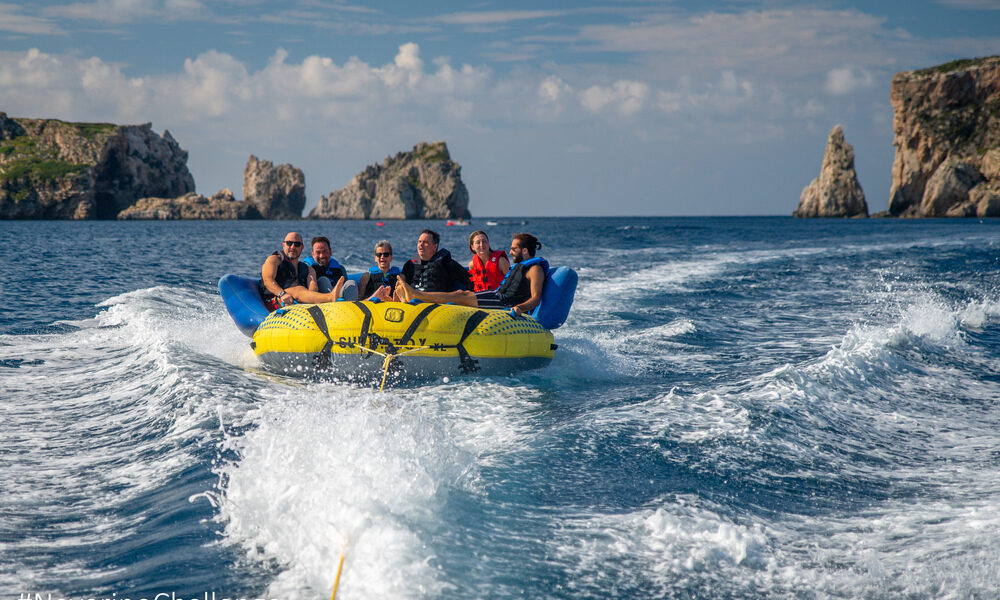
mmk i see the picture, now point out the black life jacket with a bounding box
[362,265,401,298]
[496,257,549,306]
[258,251,311,299]
[408,248,458,292]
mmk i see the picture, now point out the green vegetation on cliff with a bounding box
[912,55,1000,77]
[70,121,116,139]
[413,142,449,163]
[0,135,86,182]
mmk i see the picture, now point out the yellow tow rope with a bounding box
[354,344,430,391]
[330,544,346,600]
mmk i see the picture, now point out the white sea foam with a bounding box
[552,499,773,596]
[214,379,542,598]
[0,286,254,591]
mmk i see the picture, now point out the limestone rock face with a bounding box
[794,125,868,218]
[889,56,1000,217]
[309,141,471,220]
[0,112,194,219]
[117,189,262,220]
[243,155,305,219]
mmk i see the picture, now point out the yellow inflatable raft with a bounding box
[251,300,556,383]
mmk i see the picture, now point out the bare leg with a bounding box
[284,277,345,304]
[394,277,478,307]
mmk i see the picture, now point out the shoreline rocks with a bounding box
[117,189,262,220]
[309,141,471,220]
[794,125,868,218]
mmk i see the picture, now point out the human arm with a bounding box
[307,267,319,292]
[497,254,510,276]
[261,254,289,302]
[510,265,545,316]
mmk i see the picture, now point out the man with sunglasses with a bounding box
[258,232,345,311]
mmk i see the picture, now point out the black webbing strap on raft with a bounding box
[307,305,335,370]
[454,310,489,373]
[351,301,374,358]
[397,302,441,347]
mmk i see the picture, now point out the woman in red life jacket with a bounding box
[467,230,510,292]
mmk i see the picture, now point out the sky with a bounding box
[1,1,999,217]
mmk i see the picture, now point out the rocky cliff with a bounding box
[0,112,194,219]
[889,56,1000,217]
[243,155,305,219]
[794,125,868,218]
[309,141,471,220]
[117,189,262,220]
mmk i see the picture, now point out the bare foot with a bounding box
[394,278,412,303]
[372,285,391,301]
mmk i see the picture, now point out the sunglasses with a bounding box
[283,240,303,247]
[375,252,392,258]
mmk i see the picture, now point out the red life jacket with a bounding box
[469,250,508,292]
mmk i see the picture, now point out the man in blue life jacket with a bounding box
[301,236,358,301]
[359,240,402,299]
[399,229,471,294]
[259,232,346,311]
[394,232,547,316]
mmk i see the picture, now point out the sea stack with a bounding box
[243,155,306,219]
[309,141,471,220]
[888,56,1000,217]
[794,125,868,218]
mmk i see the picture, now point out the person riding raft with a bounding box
[358,240,402,299]
[395,233,547,318]
[467,229,510,292]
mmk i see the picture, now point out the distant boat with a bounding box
[446,219,469,226]
[485,221,498,226]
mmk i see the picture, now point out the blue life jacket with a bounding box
[302,255,346,281]
[363,265,402,297]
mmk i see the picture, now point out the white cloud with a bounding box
[538,75,570,103]
[0,3,64,34]
[825,65,874,95]
[45,0,207,23]
[575,9,900,83]
[434,10,569,26]
[580,80,649,116]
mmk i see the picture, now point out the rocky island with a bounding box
[309,141,471,220]
[0,112,194,219]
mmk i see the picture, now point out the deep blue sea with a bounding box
[3,217,1000,599]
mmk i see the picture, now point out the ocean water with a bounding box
[2,217,1000,599]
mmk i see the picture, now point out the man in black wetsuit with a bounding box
[395,233,547,317]
[259,232,345,311]
[399,229,471,294]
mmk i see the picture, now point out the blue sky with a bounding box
[2,1,999,216]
